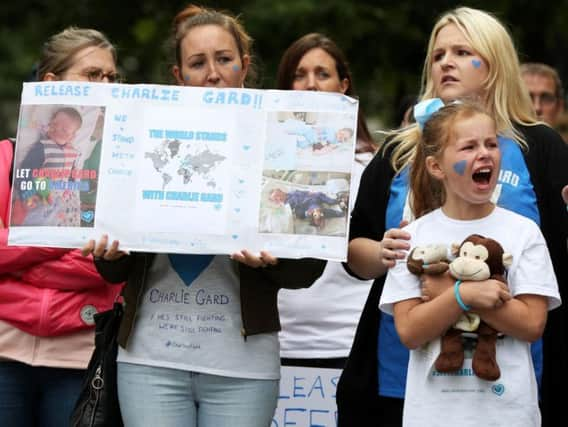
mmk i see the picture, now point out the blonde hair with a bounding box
[170,4,257,86]
[388,7,536,173]
[409,101,495,218]
[37,27,116,81]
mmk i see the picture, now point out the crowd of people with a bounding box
[1,4,567,427]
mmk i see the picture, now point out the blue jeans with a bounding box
[0,361,85,427]
[117,362,279,427]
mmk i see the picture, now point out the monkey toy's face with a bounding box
[449,241,491,281]
[406,244,449,275]
[410,244,447,264]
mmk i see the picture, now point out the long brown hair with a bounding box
[409,101,494,218]
[276,33,376,156]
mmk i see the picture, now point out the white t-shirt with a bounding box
[117,254,280,380]
[278,158,373,358]
[379,207,560,427]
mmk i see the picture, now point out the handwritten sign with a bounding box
[272,366,340,427]
[8,82,358,261]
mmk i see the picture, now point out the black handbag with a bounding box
[71,302,124,427]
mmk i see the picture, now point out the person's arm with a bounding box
[475,294,547,342]
[523,125,568,279]
[475,226,557,342]
[420,271,454,301]
[393,278,511,349]
[346,144,410,279]
[261,257,326,289]
[21,250,118,290]
[419,276,548,341]
[82,235,132,283]
[562,184,568,205]
[0,228,69,274]
[541,128,568,240]
[231,249,326,289]
[348,231,411,280]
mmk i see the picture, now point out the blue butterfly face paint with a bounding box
[453,160,467,175]
[472,59,482,69]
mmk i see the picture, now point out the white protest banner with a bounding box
[272,366,340,427]
[8,82,358,261]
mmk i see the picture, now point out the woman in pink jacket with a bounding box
[0,27,122,427]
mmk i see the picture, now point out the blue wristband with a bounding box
[454,280,471,311]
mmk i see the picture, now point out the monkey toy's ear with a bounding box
[406,248,423,275]
[451,242,461,257]
[502,252,513,268]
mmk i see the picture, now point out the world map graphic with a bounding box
[145,139,227,190]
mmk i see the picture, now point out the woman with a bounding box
[0,27,121,427]
[337,7,568,427]
[84,5,325,427]
[275,33,376,369]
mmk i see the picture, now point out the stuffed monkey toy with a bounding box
[407,235,512,381]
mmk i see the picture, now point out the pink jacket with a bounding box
[0,139,122,337]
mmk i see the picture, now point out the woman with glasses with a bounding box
[39,28,120,83]
[0,27,122,427]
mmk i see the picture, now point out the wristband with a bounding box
[454,280,471,311]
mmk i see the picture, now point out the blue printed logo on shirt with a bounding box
[168,254,214,287]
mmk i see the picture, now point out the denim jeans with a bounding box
[0,361,85,427]
[117,362,279,427]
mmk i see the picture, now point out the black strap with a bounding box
[7,138,15,186]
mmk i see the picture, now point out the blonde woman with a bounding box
[338,7,568,427]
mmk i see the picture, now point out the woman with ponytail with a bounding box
[83,5,325,427]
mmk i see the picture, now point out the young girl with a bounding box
[340,8,568,427]
[379,100,560,426]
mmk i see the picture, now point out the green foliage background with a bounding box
[1,0,567,137]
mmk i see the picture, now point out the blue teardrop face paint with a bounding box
[232,64,240,72]
[453,160,467,175]
[184,74,190,82]
[472,59,482,69]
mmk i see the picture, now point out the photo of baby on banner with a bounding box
[264,111,356,172]
[10,103,106,228]
[259,170,350,236]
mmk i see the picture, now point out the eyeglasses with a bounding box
[66,68,123,83]
[529,92,558,106]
